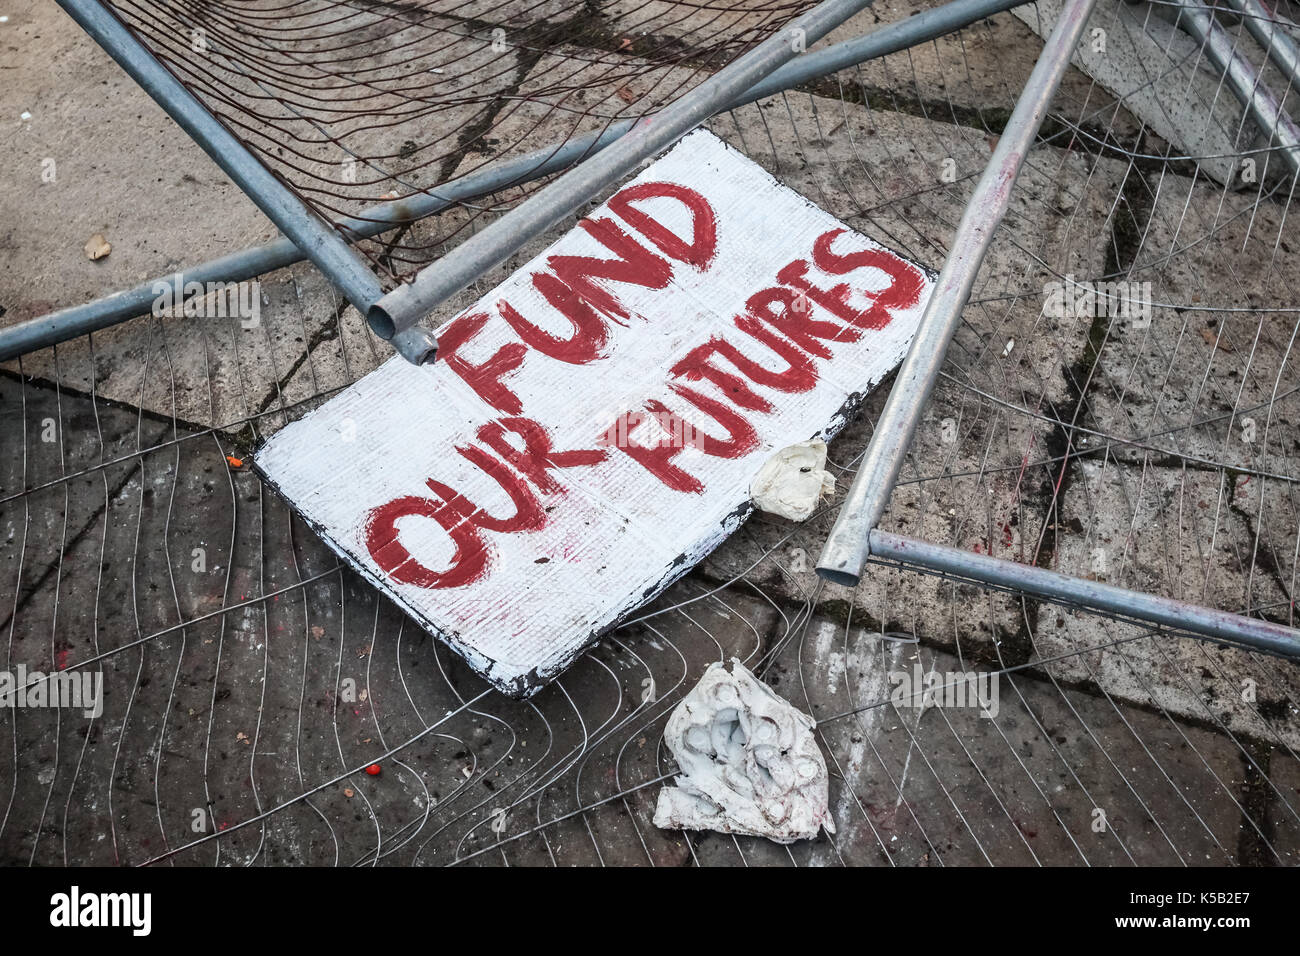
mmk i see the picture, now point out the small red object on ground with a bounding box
[365,763,381,776]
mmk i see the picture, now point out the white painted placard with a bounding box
[256,130,934,697]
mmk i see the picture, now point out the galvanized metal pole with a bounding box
[368,0,881,351]
[869,530,1300,659]
[1178,0,1300,178]
[8,0,1033,363]
[52,0,390,327]
[1224,0,1300,93]
[816,0,1097,586]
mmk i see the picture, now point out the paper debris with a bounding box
[750,440,835,521]
[654,658,834,844]
[84,233,111,261]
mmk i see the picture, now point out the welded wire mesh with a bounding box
[102,0,821,284]
[3,0,1300,865]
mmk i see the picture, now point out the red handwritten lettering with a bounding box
[777,228,924,332]
[607,182,718,269]
[813,228,924,326]
[549,217,673,323]
[377,209,926,588]
[499,216,672,364]
[745,285,858,359]
[427,444,546,534]
[612,384,758,493]
[438,312,527,414]
[728,315,819,394]
[363,418,604,589]
[670,338,773,413]
[477,417,607,495]
[363,495,489,590]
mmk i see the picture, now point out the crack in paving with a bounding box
[252,301,348,419]
[1016,153,1293,854]
[1227,470,1296,617]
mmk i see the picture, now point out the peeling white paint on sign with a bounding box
[255,130,935,698]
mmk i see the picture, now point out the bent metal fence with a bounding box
[2,0,1300,865]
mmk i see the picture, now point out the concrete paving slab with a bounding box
[1015,0,1295,187]
[826,0,1138,136]
[770,615,1257,865]
[0,3,271,327]
[1085,169,1300,478]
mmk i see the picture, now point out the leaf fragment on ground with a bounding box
[84,233,111,260]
